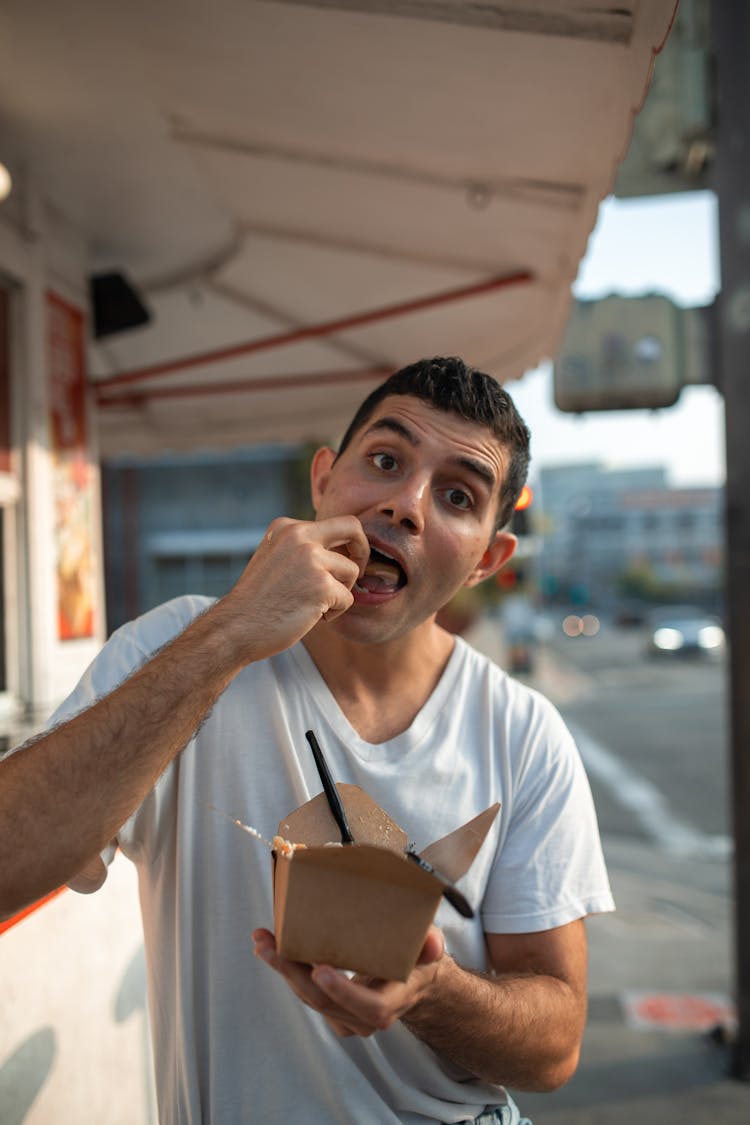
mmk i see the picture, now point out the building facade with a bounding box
[102,446,304,633]
[537,462,723,613]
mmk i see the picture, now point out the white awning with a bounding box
[0,0,678,455]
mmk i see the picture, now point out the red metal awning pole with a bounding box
[92,271,534,392]
[96,366,389,405]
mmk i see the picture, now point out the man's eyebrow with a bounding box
[362,417,498,491]
[452,455,497,492]
[362,417,417,445]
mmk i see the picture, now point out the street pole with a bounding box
[711,0,750,1081]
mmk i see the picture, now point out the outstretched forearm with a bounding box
[403,954,585,1091]
[0,603,244,918]
[0,514,370,920]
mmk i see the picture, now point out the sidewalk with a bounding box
[466,616,750,1123]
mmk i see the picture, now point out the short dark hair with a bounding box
[336,356,531,529]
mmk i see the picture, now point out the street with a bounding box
[480,615,750,1123]
[540,622,730,852]
[513,615,737,1026]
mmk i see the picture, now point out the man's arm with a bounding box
[252,918,587,1093]
[0,607,241,919]
[404,923,587,1091]
[0,516,369,921]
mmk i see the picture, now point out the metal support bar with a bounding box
[95,365,389,407]
[91,271,534,391]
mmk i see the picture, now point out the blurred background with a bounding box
[2,1,750,1121]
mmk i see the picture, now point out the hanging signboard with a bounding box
[553,294,685,413]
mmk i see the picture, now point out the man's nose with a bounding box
[378,476,428,533]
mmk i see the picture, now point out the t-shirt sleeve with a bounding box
[45,595,214,887]
[481,694,615,934]
[49,596,214,728]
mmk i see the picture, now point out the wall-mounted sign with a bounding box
[0,287,10,475]
[47,291,95,640]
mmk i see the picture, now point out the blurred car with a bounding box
[646,608,726,659]
[614,601,647,627]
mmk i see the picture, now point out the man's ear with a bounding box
[464,531,517,589]
[310,446,337,513]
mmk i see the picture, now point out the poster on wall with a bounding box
[47,291,95,640]
[0,286,11,475]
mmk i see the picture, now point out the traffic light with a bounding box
[497,486,534,590]
[496,564,524,591]
[511,485,533,536]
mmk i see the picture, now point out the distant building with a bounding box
[102,446,304,634]
[537,462,723,611]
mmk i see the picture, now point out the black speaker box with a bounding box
[89,272,151,339]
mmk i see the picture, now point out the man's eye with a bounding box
[445,488,472,510]
[372,452,398,472]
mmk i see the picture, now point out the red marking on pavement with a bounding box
[622,991,736,1032]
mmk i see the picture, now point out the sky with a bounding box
[508,190,725,489]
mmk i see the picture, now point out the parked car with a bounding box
[646,607,726,659]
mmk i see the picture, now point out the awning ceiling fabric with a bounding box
[1,0,677,456]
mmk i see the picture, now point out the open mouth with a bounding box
[355,546,407,595]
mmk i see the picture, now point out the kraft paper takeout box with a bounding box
[271,785,500,981]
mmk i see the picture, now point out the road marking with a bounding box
[621,990,736,1033]
[570,724,732,860]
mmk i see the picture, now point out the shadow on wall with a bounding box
[114,943,156,1125]
[0,1026,57,1124]
[0,942,153,1125]
[114,942,147,1023]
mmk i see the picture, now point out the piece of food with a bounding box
[272,834,306,857]
[356,547,406,593]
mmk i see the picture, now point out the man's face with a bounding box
[310,395,516,644]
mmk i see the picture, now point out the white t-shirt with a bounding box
[52,595,614,1124]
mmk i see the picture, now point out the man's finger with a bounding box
[418,926,445,965]
[317,516,370,578]
[323,549,362,589]
[310,966,402,1029]
[253,931,371,1030]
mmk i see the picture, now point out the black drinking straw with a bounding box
[404,850,474,918]
[305,729,355,844]
[304,730,473,917]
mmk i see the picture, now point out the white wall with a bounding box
[0,857,155,1124]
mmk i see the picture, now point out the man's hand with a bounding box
[218,515,371,664]
[253,921,588,1090]
[252,926,445,1037]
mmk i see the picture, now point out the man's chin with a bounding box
[321,598,440,648]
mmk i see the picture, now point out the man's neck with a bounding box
[301,619,455,744]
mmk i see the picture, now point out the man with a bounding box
[0,357,613,1124]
